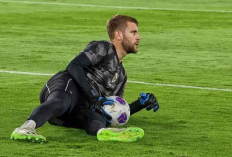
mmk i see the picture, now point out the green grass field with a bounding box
[0,0,232,156]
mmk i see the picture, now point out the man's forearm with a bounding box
[66,53,98,102]
[129,99,143,115]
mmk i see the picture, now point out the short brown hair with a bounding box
[107,15,138,40]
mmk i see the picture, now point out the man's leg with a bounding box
[29,91,71,128]
[11,91,72,143]
[86,111,107,136]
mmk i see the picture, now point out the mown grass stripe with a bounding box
[0,0,232,13]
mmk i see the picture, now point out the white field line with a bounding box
[0,70,231,92]
[0,0,232,13]
[0,70,53,76]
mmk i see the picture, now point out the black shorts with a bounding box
[39,70,92,129]
[39,71,79,111]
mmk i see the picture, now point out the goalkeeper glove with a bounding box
[92,97,114,122]
[139,93,159,112]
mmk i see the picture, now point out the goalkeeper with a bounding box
[11,15,159,143]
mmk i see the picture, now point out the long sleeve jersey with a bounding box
[66,40,127,101]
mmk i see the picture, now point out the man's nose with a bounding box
[137,34,141,40]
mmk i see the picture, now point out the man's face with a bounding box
[121,22,140,54]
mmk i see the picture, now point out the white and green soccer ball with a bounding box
[103,96,130,126]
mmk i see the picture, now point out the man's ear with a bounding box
[114,30,123,41]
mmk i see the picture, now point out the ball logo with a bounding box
[116,97,126,105]
[117,113,127,123]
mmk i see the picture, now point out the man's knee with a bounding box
[46,91,71,113]
[49,98,69,113]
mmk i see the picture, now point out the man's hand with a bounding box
[139,93,159,112]
[92,97,114,122]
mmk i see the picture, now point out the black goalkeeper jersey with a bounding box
[66,40,127,99]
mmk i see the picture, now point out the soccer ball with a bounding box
[103,96,130,126]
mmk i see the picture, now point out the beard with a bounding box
[122,35,138,54]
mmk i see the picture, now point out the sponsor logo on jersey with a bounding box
[111,73,118,83]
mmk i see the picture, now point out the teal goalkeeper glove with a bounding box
[139,93,159,112]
